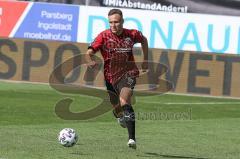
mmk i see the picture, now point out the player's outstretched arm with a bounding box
[141,36,149,72]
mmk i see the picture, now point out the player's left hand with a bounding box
[141,60,148,72]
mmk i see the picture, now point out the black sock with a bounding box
[122,104,135,140]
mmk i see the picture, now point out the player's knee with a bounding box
[120,97,131,106]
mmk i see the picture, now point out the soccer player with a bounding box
[85,8,148,149]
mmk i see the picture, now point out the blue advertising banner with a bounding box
[14,2,79,42]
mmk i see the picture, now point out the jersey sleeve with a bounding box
[132,29,144,44]
[88,33,103,53]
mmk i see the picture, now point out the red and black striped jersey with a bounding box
[89,28,144,84]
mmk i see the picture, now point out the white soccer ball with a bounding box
[58,128,78,147]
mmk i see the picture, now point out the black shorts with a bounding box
[105,74,136,105]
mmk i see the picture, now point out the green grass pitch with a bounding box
[0,81,240,159]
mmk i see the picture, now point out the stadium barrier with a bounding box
[1,0,240,54]
[0,38,240,98]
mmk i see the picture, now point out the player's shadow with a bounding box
[138,152,209,159]
[70,151,90,156]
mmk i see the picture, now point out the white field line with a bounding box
[137,101,240,105]
[166,92,240,100]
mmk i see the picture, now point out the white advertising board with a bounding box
[78,6,240,54]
